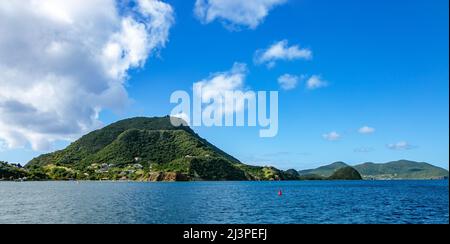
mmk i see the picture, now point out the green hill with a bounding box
[298,162,349,177]
[354,160,449,180]
[296,166,362,181]
[28,117,239,168]
[25,116,293,181]
[328,167,362,180]
[1,161,27,180]
[14,117,449,181]
[299,160,449,180]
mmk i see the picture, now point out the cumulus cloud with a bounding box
[278,74,300,90]
[0,0,174,151]
[194,0,287,30]
[306,75,327,90]
[323,131,341,141]
[254,40,312,68]
[358,126,375,134]
[387,141,415,150]
[194,63,248,115]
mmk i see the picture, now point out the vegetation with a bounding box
[285,169,300,178]
[24,116,288,181]
[328,167,362,180]
[299,160,449,180]
[0,161,48,181]
[298,174,326,181]
[188,157,247,180]
[354,160,449,180]
[0,161,28,180]
[296,167,362,181]
[28,117,239,169]
[3,117,446,182]
[298,162,349,177]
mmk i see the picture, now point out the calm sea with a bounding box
[0,180,448,224]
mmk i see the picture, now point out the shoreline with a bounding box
[1,178,448,183]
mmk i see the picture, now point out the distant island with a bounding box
[1,117,448,182]
[299,161,449,180]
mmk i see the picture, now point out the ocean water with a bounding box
[0,180,448,224]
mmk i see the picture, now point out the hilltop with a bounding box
[328,167,363,180]
[24,116,296,181]
[4,117,446,182]
[298,162,349,177]
[299,160,449,180]
[354,160,449,180]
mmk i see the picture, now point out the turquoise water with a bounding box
[0,180,448,224]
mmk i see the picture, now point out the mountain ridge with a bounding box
[299,160,449,180]
[1,117,447,181]
[24,116,296,181]
[28,116,240,169]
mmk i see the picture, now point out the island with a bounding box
[1,117,448,182]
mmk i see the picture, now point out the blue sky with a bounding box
[0,0,448,170]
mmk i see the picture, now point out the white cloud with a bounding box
[254,40,312,68]
[387,141,415,150]
[358,126,375,134]
[0,0,174,151]
[195,63,248,115]
[323,131,341,141]
[194,0,287,30]
[278,74,300,90]
[306,75,327,90]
